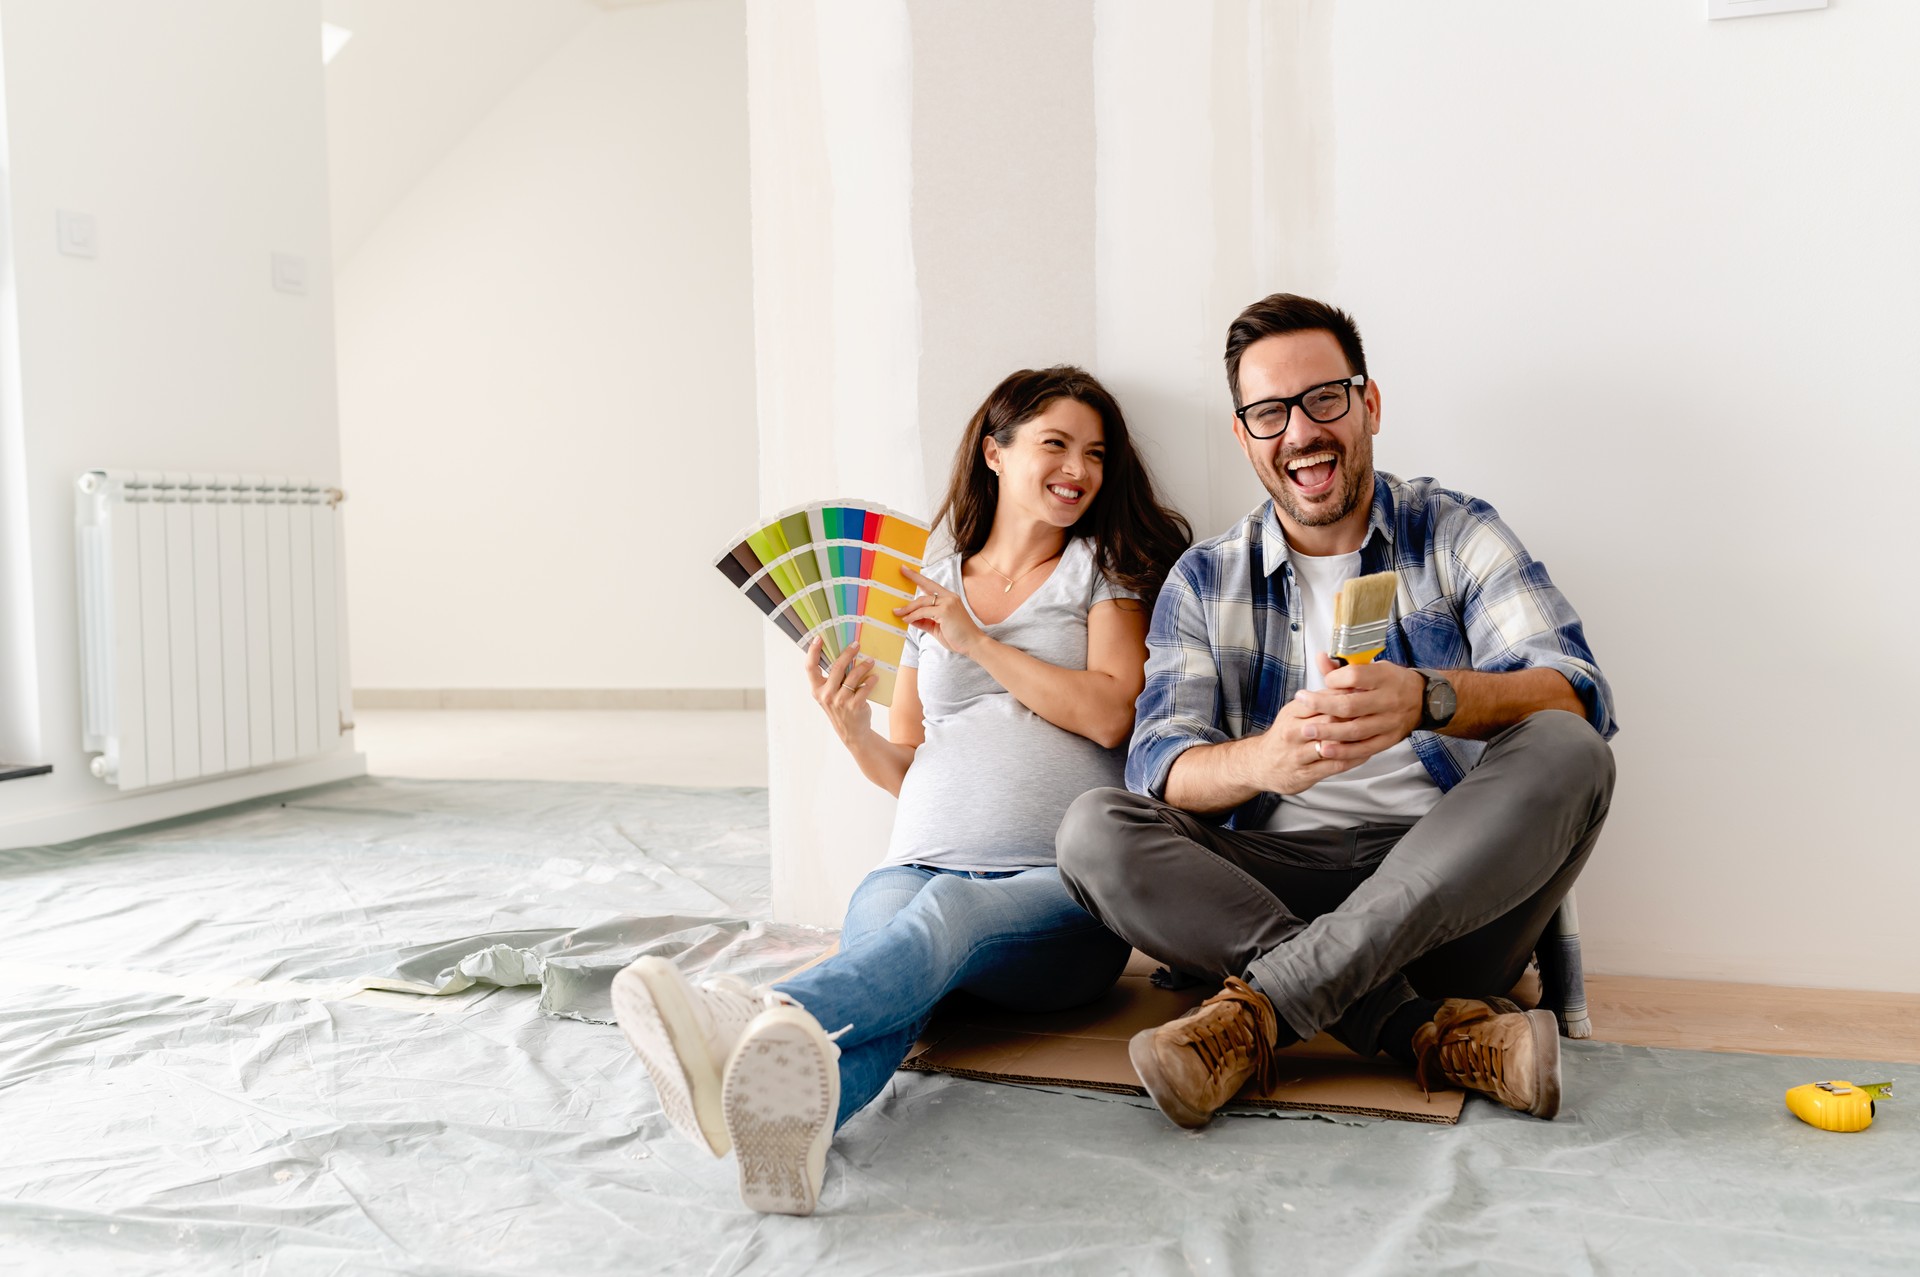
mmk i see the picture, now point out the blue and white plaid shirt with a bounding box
[1127,472,1617,828]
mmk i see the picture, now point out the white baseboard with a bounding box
[0,749,368,851]
[352,688,767,711]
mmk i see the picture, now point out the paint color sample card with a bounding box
[714,499,933,706]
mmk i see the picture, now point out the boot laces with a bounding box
[1439,1033,1506,1091]
[1177,976,1280,1093]
[1414,1000,1507,1097]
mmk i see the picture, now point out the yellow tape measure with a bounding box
[1785,1079,1893,1132]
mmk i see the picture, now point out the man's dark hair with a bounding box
[1223,293,1368,408]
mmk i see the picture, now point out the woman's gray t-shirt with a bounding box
[883,537,1138,872]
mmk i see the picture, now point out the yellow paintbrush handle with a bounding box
[1330,647,1385,667]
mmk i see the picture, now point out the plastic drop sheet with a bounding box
[2,777,1916,1275]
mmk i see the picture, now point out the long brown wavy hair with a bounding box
[932,366,1191,608]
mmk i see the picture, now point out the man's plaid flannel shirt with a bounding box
[1126,473,1617,828]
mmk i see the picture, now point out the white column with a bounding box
[749,0,923,926]
[0,155,38,767]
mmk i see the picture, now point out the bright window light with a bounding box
[321,23,353,65]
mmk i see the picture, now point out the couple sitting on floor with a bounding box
[613,293,1618,1216]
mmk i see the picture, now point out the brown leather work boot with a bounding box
[1127,976,1281,1129]
[1412,998,1562,1119]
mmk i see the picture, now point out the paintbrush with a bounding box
[1329,570,1399,666]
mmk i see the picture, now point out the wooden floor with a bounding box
[1585,974,1920,1065]
[351,708,1920,1067]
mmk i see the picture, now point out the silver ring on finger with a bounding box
[1314,740,1325,758]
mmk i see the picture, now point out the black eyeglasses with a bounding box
[1234,375,1367,440]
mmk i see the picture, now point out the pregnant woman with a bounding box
[614,365,1189,1214]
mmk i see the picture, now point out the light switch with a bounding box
[1707,0,1826,18]
[57,210,97,259]
[271,252,307,295]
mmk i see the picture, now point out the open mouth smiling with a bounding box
[1047,483,1085,505]
[1283,450,1338,496]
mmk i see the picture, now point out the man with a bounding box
[1055,294,1616,1127]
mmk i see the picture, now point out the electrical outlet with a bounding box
[56,210,97,258]
[271,252,307,295]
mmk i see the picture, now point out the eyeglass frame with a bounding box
[1233,374,1369,440]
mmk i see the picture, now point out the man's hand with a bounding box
[1239,682,1368,795]
[1163,656,1434,813]
[1289,654,1424,764]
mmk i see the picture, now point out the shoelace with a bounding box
[752,986,849,1053]
[1177,976,1280,1093]
[696,977,764,1027]
[1414,1001,1507,1097]
[1439,1035,1506,1089]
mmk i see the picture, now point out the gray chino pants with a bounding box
[1055,709,1615,1056]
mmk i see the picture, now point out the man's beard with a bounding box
[1260,432,1373,528]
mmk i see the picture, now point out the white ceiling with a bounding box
[321,0,601,268]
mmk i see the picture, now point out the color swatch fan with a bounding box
[714,499,934,706]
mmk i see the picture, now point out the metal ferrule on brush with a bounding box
[1331,617,1391,660]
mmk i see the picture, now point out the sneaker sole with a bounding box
[1524,1008,1562,1120]
[611,958,730,1156]
[1127,1027,1214,1129]
[722,1007,838,1216]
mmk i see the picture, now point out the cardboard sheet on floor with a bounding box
[904,951,1466,1124]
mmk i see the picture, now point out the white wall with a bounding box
[755,0,1920,995]
[321,0,598,268]
[1092,0,1340,550]
[0,0,360,848]
[1092,4,1221,530]
[335,0,761,692]
[908,0,1097,478]
[1323,0,1920,992]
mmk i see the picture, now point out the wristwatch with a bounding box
[1415,669,1457,732]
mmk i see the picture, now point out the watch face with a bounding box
[1424,674,1456,725]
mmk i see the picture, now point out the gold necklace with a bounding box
[973,548,1061,593]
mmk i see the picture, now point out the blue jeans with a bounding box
[771,864,1130,1129]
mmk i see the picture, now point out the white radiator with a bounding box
[75,471,348,791]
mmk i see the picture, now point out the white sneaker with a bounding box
[721,1005,841,1216]
[611,957,762,1156]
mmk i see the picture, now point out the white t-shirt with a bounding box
[1266,546,1442,833]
